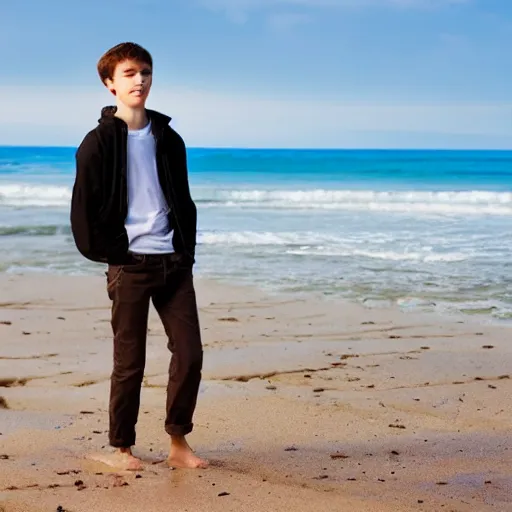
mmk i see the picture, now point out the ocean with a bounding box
[1,146,511,323]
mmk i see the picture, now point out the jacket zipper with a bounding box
[120,124,128,219]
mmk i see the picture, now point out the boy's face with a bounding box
[106,59,152,109]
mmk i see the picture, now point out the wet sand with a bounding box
[1,273,511,511]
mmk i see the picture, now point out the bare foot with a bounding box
[87,448,144,471]
[168,436,208,469]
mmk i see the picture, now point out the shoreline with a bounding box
[1,273,511,511]
[3,265,512,329]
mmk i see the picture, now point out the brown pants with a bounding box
[106,253,203,448]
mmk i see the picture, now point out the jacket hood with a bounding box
[99,106,171,129]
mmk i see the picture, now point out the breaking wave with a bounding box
[196,189,512,215]
[1,183,511,216]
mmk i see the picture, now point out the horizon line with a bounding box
[1,144,512,152]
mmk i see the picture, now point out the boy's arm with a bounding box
[70,132,106,262]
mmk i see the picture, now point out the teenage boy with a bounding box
[70,42,207,471]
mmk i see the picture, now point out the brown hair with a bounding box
[97,42,153,85]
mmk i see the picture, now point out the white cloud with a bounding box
[0,85,508,149]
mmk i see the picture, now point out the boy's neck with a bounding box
[114,103,149,131]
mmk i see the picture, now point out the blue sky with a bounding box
[1,0,511,148]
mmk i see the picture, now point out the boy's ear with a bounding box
[105,78,116,96]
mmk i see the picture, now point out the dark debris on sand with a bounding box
[74,479,86,491]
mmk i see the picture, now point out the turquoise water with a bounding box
[1,146,512,322]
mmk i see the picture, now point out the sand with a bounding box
[0,273,511,512]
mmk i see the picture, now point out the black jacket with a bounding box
[70,106,197,265]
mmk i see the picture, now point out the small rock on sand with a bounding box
[74,479,86,491]
[330,453,349,459]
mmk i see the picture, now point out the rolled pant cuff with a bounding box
[165,423,193,437]
[109,439,135,448]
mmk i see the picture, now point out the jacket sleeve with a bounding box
[70,131,107,263]
[178,136,197,258]
[169,131,197,260]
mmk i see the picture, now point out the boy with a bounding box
[70,42,207,471]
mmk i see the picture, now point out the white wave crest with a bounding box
[0,184,71,207]
[3,183,512,216]
[199,231,470,262]
[196,189,512,215]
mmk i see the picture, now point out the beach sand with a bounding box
[0,273,511,511]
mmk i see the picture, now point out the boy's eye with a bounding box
[122,68,151,78]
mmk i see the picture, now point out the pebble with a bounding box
[330,453,349,459]
[74,479,86,491]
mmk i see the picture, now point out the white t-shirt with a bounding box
[124,120,175,254]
